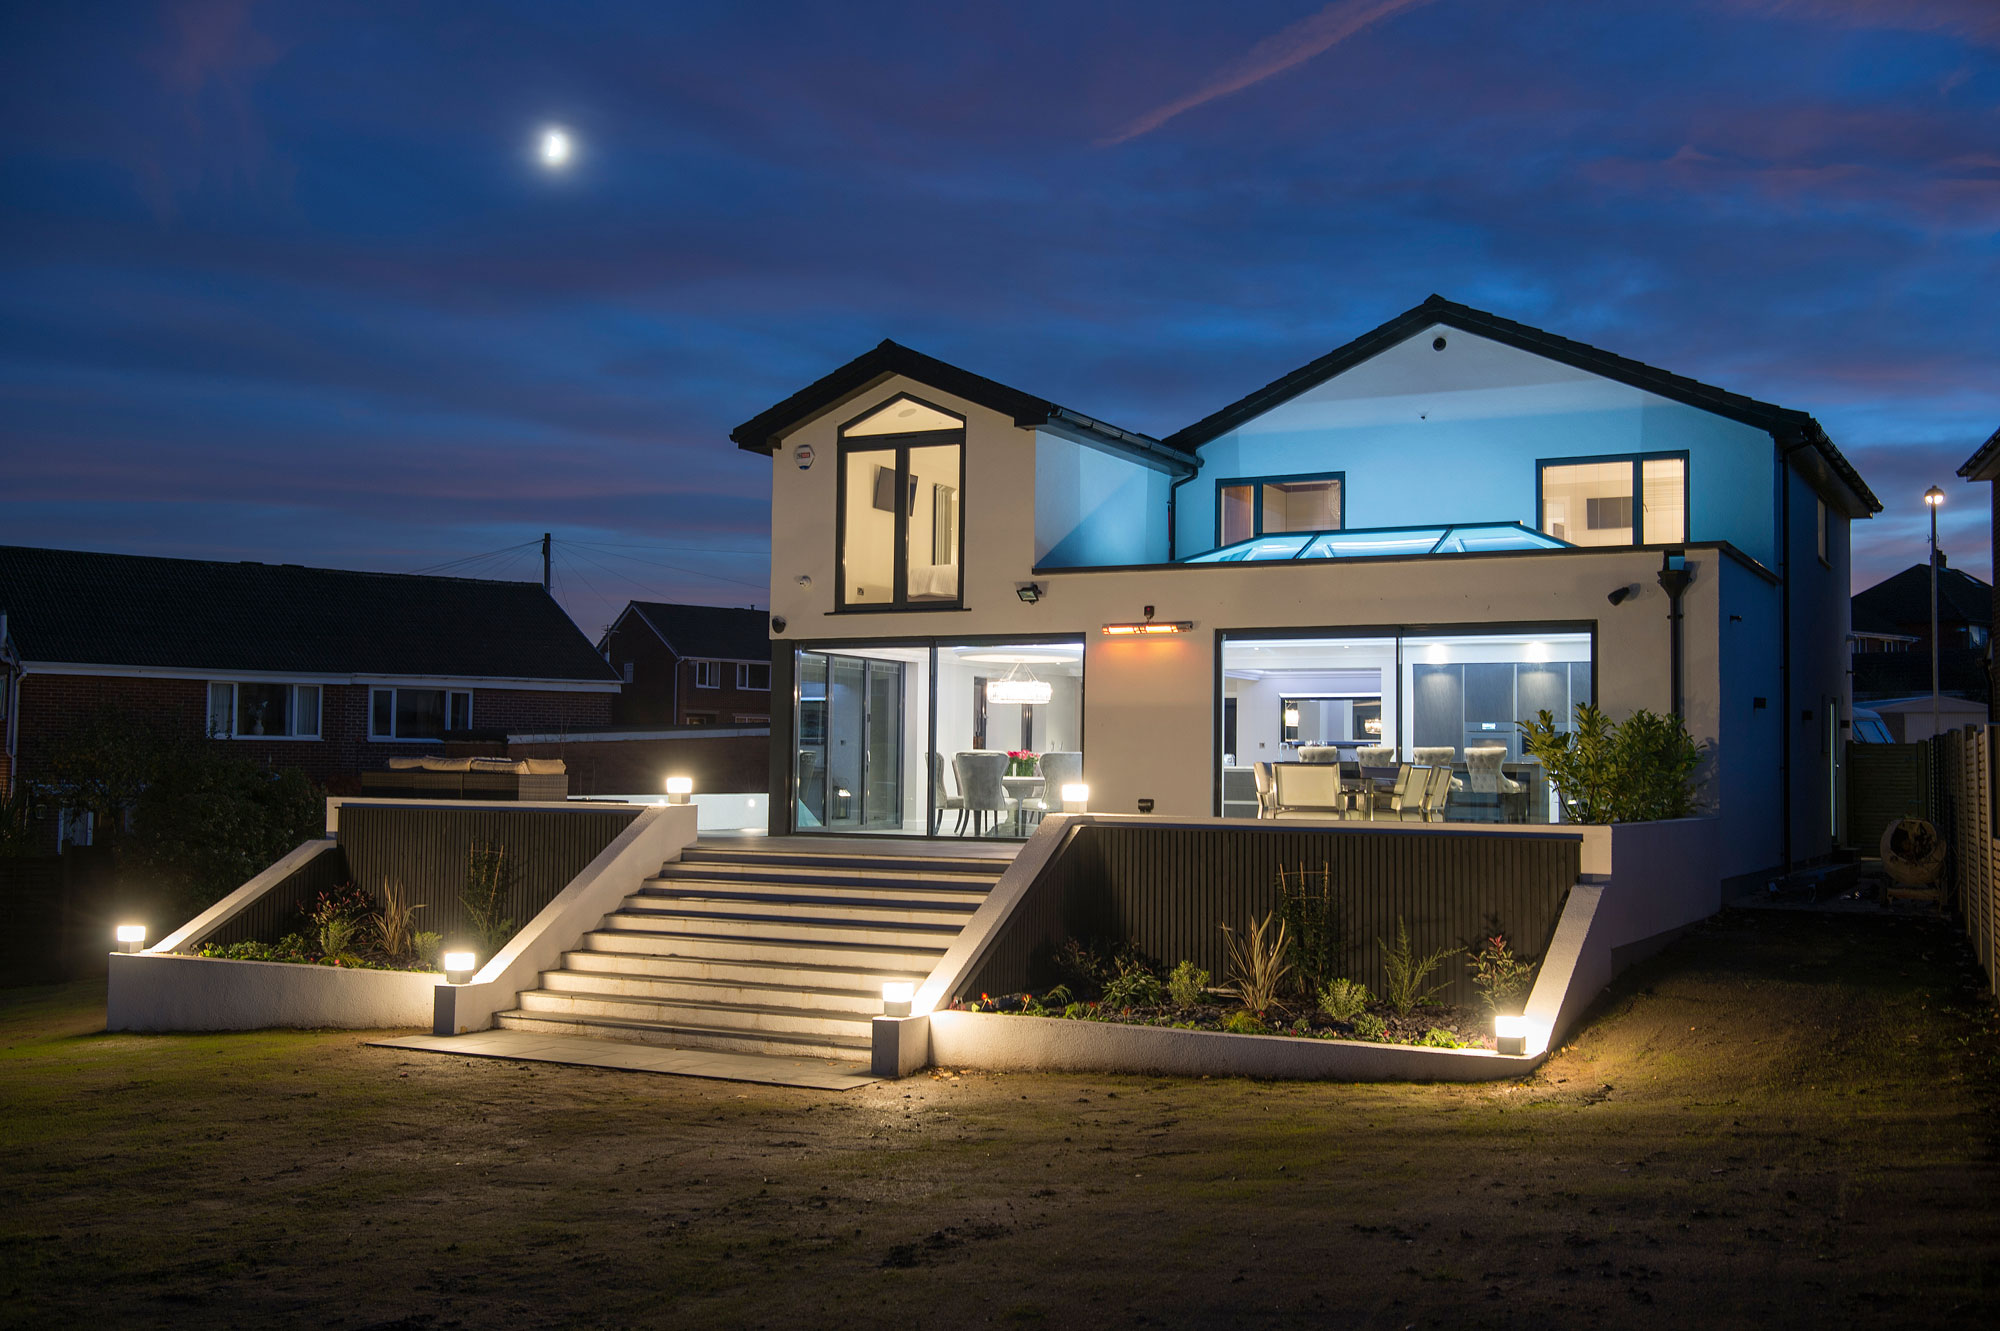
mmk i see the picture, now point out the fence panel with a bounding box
[1933,727,1999,999]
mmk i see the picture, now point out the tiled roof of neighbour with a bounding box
[616,601,771,661]
[1163,294,1880,515]
[1852,560,1994,631]
[1956,424,2000,482]
[0,545,619,681]
[729,339,1198,476]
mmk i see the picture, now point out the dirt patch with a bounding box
[1,909,1996,1328]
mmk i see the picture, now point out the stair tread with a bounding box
[607,907,965,935]
[521,989,874,1022]
[544,970,884,1001]
[562,949,930,980]
[497,1011,870,1051]
[586,926,948,955]
[634,888,980,910]
[675,851,1006,876]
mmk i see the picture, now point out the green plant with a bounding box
[1468,934,1536,1016]
[1275,862,1343,998]
[1166,960,1209,1009]
[1379,918,1459,1018]
[1519,703,1706,823]
[1350,1012,1387,1040]
[1317,977,1372,1022]
[1416,1027,1472,1049]
[0,787,39,858]
[411,931,443,970]
[1099,957,1164,1010]
[1221,911,1292,1014]
[1222,1009,1268,1035]
[372,880,425,959]
[461,844,517,956]
[318,915,360,959]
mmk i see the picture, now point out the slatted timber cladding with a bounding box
[963,822,1580,1007]
[1845,741,1933,850]
[199,843,352,947]
[1936,729,2000,999]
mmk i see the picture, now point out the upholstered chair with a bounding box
[930,751,967,835]
[1017,750,1083,827]
[1357,745,1396,768]
[953,752,1012,836]
[1412,745,1457,769]
[1298,745,1342,764]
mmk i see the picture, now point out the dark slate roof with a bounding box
[1854,648,1989,704]
[729,340,1198,476]
[1956,424,2000,482]
[619,601,771,661]
[0,545,619,681]
[1851,559,1993,633]
[1162,294,1881,515]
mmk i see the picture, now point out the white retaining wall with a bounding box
[107,953,440,1032]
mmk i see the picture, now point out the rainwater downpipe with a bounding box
[1657,550,1692,718]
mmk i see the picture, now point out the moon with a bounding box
[538,126,573,169]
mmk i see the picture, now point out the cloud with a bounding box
[1098,0,1440,146]
[1716,0,2000,47]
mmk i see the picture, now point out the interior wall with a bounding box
[1035,434,1171,568]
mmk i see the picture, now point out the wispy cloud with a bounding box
[1715,0,2000,47]
[1098,0,1439,146]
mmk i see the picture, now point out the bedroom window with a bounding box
[368,687,471,740]
[1538,453,1687,547]
[1217,472,1344,546]
[693,660,720,689]
[838,394,965,609]
[207,682,322,739]
[738,662,771,690]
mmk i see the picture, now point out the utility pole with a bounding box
[541,532,552,594]
[1925,487,1944,741]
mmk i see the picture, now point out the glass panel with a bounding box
[1642,457,1686,544]
[938,641,1084,839]
[905,443,960,602]
[236,682,290,736]
[371,689,393,738]
[863,662,903,827]
[449,692,472,731]
[395,689,445,740]
[208,683,234,737]
[294,686,321,737]
[843,450,898,604]
[1541,461,1634,546]
[1299,529,1445,559]
[795,652,829,828]
[844,397,964,435]
[1219,484,1254,546]
[1263,479,1341,533]
[1219,635,1394,819]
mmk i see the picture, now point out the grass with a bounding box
[0,909,1996,1328]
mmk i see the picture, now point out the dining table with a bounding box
[1001,774,1045,835]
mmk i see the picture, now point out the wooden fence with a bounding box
[1935,728,2000,999]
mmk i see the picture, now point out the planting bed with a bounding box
[958,992,1496,1049]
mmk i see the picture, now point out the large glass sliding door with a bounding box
[795,648,923,833]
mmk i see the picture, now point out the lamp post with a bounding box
[1925,485,1945,741]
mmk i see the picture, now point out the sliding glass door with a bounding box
[795,650,912,833]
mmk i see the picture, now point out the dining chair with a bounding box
[930,751,966,835]
[953,751,1011,836]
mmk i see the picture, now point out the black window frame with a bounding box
[1534,451,1690,547]
[1214,470,1346,548]
[835,393,968,612]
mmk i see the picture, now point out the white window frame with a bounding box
[206,682,323,740]
[737,661,770,691]
[368,687,473,741]
[693,660,720,689]
[733,713,770,726]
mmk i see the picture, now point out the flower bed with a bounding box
[955,990,1494,1050]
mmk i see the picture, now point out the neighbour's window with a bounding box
[684,712,716,726]
[693,660,720,689]
[1539,454,1687,546]
[839,394,964,609]
[1217,473,1344,546]
[368,687,471,740]
[734,714,769,725]
[738,662,770,690]
[622,661,635,683]
[207,682,322,738]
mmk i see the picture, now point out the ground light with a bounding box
[115,924,146,953]
[443,951,477,985]
[1494,1013,1530,1056]
[1060,782,1089,812]
[664,775,693,805]
[882,981,914,1017]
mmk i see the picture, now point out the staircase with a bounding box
[493,842,1009,1062]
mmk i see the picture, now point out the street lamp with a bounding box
[1925,485,1945,741]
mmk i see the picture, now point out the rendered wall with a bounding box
[1035,432,1171,568]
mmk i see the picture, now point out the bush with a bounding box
[1222,1009,1268,1035]
[1349,1012,1387,1040]
[1221,912,1291,1013]
[1317,978,1372,1022]
[1519,703,1706,823]
[1416,1027,1472,1049]
[1379,918,1458,1018]
[462,844,517,956]
[1166,960,1209,1009]
[1468,934,1536,1016]
[1099,957,1164,1010]
[1275,862,1342,998]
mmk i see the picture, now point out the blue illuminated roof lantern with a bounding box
[1181,522,1571,564]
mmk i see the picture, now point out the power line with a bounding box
[570,541,769,591]
[409,539,543,577]
[570,537,771,559]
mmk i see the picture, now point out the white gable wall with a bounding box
[1034,432,1171,568]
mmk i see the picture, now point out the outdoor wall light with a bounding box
[1016,583,1043,603]
[1060,782,1089,813]
[665,775,694,804]
[1606,585,1634,606]
[771,615,787,635]
[882,981,914,1017]
[1102,621,1192,635]
[443,951,477,985]
[115,923,146,953]
[1136,798,1155,814]
[1494,1014,1530,1056]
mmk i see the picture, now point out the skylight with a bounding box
[1181,522,1570,564]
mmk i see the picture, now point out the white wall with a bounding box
[1035,432,1170,567]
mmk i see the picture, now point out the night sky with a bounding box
[3,1,1996,640]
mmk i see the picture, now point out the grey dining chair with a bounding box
[953,751,1012,837]
[930,751,966,835]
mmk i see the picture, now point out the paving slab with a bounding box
[369,1031,879,1090]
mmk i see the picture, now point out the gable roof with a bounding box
[1163,294,1880,516]
[1956,424,2000,482]
[730,340,1198,476]
[0,545,619,682]
[1852,559,1993,632]
[611,601,771,661]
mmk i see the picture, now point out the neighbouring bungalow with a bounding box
[597,600,774,729]
[0,545,621,811]
[733,295,1878,888]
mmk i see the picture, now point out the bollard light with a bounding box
[443,950,477,985]
[882,981,914,1018]
[1494,1014,1530,1057]
[1060,782,1090,813]
[664,775,694,805]
[115,923,147,953]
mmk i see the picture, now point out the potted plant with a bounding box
[1006,750,1039,777]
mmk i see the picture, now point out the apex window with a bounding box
[369,687,471,740]
[1538,454,1687,547]
[1217,473,1344,547]
[207,682,321,739]
[838,394,964,609]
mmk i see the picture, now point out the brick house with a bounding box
[0,546,621,796]
[1957,424,2000,717]
[597,601,773,728]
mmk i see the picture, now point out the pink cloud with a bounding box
[1098,0,1439,146]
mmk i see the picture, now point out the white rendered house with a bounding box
[733,296,1877,886]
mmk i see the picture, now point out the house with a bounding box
[733,295,1878,886]
[0,614,20,799]
[596,601,773,728]
[0,546,621,794]
[1850,558,1991,705]
[1955,424,2000,715]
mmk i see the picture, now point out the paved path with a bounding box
[369,1030,878,1090]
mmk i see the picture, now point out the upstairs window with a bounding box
[369,687,470,740]
[1217,473,1343,547]
[738,662,771,690]
[1539,453,1687,547]
[693,660,720,689]
[208,682,321,739]
[839,395,964,609]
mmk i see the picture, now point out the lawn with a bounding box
[1,908,1996,1329]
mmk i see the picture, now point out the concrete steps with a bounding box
[492,841,1009,1061]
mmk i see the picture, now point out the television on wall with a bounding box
[872,465,916,515]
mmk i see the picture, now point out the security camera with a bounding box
[1607,586,1634,606]
[770,615,787,634]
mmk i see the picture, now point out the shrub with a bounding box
[1416,1027,1471,1049]
[411,931,443,970]
[1349,1012,1387,1040]
[1468,934,1536,1016]
[1100,957,1164,1010]
[1166,960,1209,1009]
[1221,912,1292,1013]
[1222,1009,1269,1035]
[1519,703,1706,823]
[462,844,517,956]
[1379,918,1458,1018]
[1275,862,1342,998]
[1317,978,1372,1022]
[372,880,425,959]
[318,915,360,960]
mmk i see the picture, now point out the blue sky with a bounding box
[2,0,1996,638]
